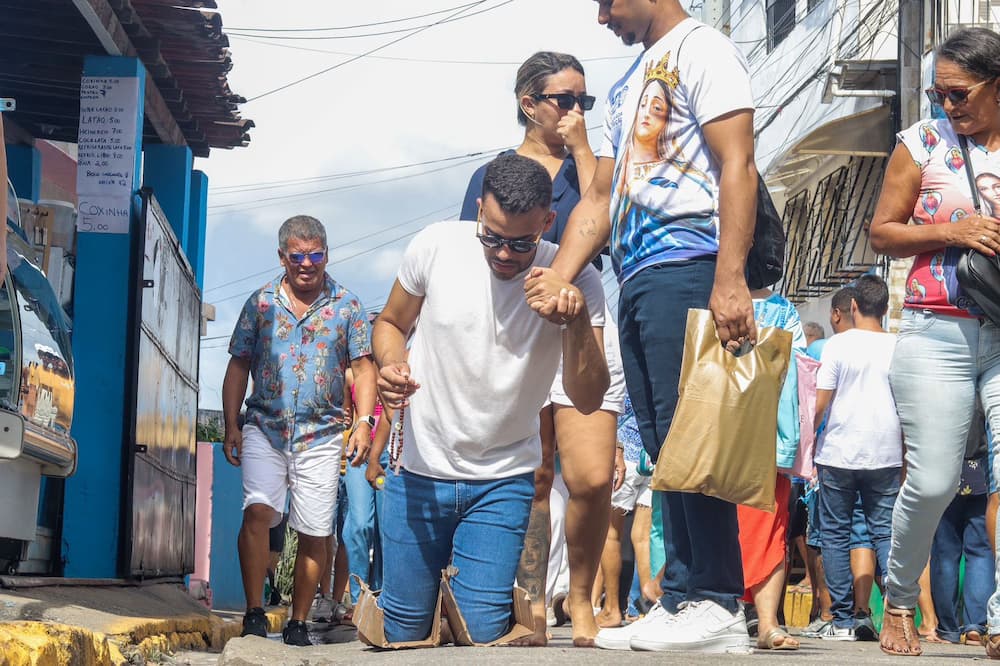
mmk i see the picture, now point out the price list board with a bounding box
[75,76,141,234]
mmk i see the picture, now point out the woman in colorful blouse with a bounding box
[870,26,1000,658]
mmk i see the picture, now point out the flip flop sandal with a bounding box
[880,606,923,656]
[757,628,800,650]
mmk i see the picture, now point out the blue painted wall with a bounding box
[63,56,145,578]
[6,144,41,202]
[208,442,245,610]
[143,144,192,244]
[188,170,208,290]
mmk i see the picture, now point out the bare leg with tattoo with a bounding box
[511,406,556,647]
[555,405,616,647]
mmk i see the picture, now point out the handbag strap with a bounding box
[958,135,983,216]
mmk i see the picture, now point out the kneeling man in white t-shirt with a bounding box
[371,153,610,645]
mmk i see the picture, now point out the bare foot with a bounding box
[920,628,948,644]
[595,609,622,628]
[509,615,548,647]
[569,602,599,648]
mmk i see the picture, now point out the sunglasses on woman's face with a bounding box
[283,250,326,265]
[924,79,990,106]
[532,92,597,111]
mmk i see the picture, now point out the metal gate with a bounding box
[123,191,200,577]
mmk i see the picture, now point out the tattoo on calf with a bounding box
[516,507,551,600]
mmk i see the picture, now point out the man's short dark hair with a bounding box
[853,274,889,318]
[830,286,857,314]
[481,153,552,214]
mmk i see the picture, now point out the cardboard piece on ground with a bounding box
[353,575,443,649]
[353,568,534,649]
[440,566,534,647]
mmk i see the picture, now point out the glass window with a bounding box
[7,246,74,433]
[767,0,796,51]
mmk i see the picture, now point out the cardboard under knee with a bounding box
[353,568,534,649]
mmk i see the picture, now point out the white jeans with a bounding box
[240,424,342,537]
[884,309,1000,622]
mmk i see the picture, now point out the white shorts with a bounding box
[547,318,627,414]
[611,462,652,513]
[240,424,342,538]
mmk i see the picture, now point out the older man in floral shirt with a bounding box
[223,215,377,647]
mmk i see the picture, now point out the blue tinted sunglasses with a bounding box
[283,250,327,265]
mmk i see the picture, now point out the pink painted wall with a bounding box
[194,441,214,583]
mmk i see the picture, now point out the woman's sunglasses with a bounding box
[532,93,597,111]
[283,250,327,265]
[924,79,991,106]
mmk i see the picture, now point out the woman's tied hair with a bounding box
[514,51,586,126]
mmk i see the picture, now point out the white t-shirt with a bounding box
[814,329,902,470]
[396,221,606,480]
[599,18,754,283]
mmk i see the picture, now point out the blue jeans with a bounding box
[886,310,1000,612]
[379,469,534,644]
[618,258,744,614]
[931,493,992,642]
[817,465,900,628]
[343,450,388,603]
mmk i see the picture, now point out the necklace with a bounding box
[389,406,404,474]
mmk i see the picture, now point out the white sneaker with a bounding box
[595,601,675,650]
[312,595,334,623]
[816,622,856,641]
[629,599,751,653]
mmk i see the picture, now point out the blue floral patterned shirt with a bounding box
[617,394,644,464]
[229,273,372,452]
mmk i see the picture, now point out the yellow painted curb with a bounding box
[0,621,126,666]
[0,607,289,664]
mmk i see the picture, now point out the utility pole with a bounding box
[896,0,924,132]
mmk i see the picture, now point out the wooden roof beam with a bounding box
[70,0,187,147]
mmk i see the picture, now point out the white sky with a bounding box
[194,1,686,409]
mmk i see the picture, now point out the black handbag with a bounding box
[746,173,786,290]
[954,136,1000,324]
[675,25,785,290]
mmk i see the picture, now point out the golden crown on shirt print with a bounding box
[644,51,680,89]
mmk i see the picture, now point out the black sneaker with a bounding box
[240,607,268,638]
[854,610,879,641]
[283,619,312,646]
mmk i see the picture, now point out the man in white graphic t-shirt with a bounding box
[526,0,759,653]
[370,153,610,646]
[812,274,902,641]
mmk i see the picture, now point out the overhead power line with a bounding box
[227,3,482,32]
[245,0,515,102]
[228,34,633,67]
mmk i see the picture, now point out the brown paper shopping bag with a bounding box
[650,308,791,511]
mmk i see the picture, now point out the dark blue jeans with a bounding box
[618,258,744,614]
[818,465,900,628]
[930,493,992,642]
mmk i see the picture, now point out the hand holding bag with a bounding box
[954,136,1000,324]
[650,308,792,511]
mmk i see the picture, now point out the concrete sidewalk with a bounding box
[0,579,286,665]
